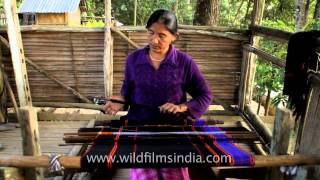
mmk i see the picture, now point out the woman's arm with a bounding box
[185,58,213,118]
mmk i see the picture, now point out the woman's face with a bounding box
[147,22,176,54]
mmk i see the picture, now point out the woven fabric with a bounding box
[80,119,254,171]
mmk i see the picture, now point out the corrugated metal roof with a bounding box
[19,0,81,13]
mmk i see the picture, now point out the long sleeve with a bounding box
[120,56,132,102]
[185,59,213,118]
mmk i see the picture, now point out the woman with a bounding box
[103,9,212,180]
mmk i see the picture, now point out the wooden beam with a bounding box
[4,0,42,179]
[269,108,294,180]
[242,44,286,68]
[238,0,265,111]
[251,25,292,42]
[0,25,249,34]
[294,75,320,179]
[0,35,92,104]
[4,0,32,107]
[179,25,249,34]
[308,71,320,87]
[18,107,43,179]
[245,104,272,143]
[103,0,113,98]
[0,25,249,33]
[1,155,320,168]
[238,48,250,111]
[178,29,249,41]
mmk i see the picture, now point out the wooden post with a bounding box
[4,0,42,179]
[269,108,294,180]
[293,73,320,180]
[19,107,42,179]
[103,0,113,98]
[4,0,32,107]
[238,0,265,111]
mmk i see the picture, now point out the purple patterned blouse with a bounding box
[121,44,212,121]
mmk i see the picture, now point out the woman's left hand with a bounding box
[159,103,188,114]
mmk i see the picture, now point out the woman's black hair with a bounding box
[146,9,178,34]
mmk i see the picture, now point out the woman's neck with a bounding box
[149,45,170,61]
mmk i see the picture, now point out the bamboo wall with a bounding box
[1,30,244,104]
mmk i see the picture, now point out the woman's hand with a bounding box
[102,96,125,115]
[159,103,188,114]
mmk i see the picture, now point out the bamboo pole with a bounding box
[133,0,137,26]
[0,35,92,104]
[4,0,32,107]
[238,0,265,111]
[242,44,286,68]
[103,0,113,98]
[4,0,42,179]
[0,155,320,168]
[251,25,292,42]
[178,29,248,41]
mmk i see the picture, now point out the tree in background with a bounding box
[295,0,311,30]
[193,0,220,25]
[315,0,320,19]
[111,0,194,25]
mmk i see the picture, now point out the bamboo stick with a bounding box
[110,27,140,49]
[1,66,20,122]
[0,155,320,168]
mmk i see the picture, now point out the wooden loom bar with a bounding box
[0,155,320,168]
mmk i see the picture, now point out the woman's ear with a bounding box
[172,33,179,43]
[175,33,180,40]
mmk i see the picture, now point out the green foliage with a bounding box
[219,0,253,28]
[254,19,293,107]
[263,0,296,25]
[305,19,320,30]
[82,19,105,27]
[112,0,195,25]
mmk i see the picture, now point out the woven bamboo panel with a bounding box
[1,30,243,104]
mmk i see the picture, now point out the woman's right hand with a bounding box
[102,96,125,115]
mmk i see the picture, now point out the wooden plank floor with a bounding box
[0,121,89,155]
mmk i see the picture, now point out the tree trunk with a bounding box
[193,0,220,25]
[314,0,320,19]
[264,89,271,116]
[295,0,311,30]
